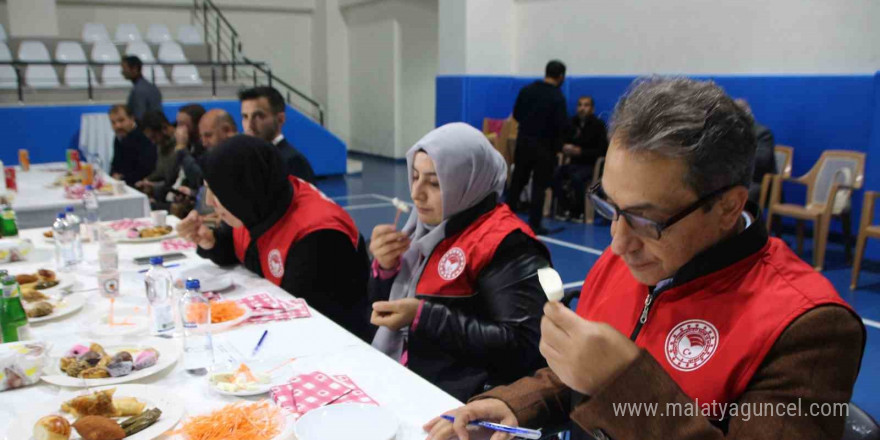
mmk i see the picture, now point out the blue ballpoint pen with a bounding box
[251,330,269,358]
[439,415,542,439]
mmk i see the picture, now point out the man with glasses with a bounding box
[425,78,864,440]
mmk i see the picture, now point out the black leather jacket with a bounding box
[368,194,551,401]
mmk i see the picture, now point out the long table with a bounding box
[0,219,463,439]
[10,162,151,229]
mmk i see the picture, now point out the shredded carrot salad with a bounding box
[172,401,282,440]
[210,301,245,324]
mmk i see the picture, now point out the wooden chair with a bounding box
[758,145,794,212]
[851,191,880,290]
[767,150,866,271]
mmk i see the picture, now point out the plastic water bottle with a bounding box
[180,278,213,375]
[52,213,76,271]
[64,206,83,263]
[82,185,100,242]
[145,256,175,336]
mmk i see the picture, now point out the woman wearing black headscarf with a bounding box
[176,135,372,340]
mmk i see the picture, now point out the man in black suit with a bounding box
[108,104,156,187]
[239,86,315,182]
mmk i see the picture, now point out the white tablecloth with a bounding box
[0,218,463,440]
[10,162,151,229]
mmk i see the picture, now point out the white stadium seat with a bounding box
[25,65,60,88]
[171,64,202,85]
[176,24,204,45]
[146,24,173,44]
[157,41,187,63]
[55,41,87,63]
[0,24,7,42]
[18,41,51,62]
[65,65,99,88]
[91,42,121,63]
[145,65,169,85]
[82,23,111,43]
[0,43,12,62]
[102,65,129,87]
[125,42,155,63]
[115,24,142,43]
[0,66,17,89]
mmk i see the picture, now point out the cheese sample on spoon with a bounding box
[537,267,564,302]
[391,198,411,213]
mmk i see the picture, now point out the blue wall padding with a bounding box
[0,100,346,176]
[436,73,880,259]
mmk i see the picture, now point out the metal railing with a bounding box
[0,60,272,103]
[192,0,324,125]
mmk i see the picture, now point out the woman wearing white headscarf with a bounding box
[369,123,552,401]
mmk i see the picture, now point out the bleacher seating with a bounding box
[64,64,99,88]
[114,24,142,43]
[25,65,60,88]
[157,41,187,63]
[0,24,7,42]
[82,23,111,43]
[171,64,202,85]
[146,24,173,44]
[17,41,51,62]
[91,41,121,63]
[177,24,204,45]
[0,43,11,62]
[146,64,170,85]
[55,41,87,63]
[101,65,128,87]
[125,41,156,62]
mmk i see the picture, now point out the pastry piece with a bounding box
[21,288,49,302]
[37,269,57,281]
[65,344,90,358]
[72,416,125,440]
[44,230,54,238]
[15,274,38,284]
[106,361,133,378]
[88,343,108,358]
[78,367,110,379]
[35,279,60,290]
[61,389,117,418]
[62,359,90,378]
[113,397,145,417]
[111,352,132,363]
[78,351,102,367]
[26,301,54,318]
[33,415,71,440]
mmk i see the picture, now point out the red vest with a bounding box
[416,204,536,297]
[576,237,852,415]
[233,176,360,285]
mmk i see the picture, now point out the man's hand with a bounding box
[562,144,582,157]
[423,398,518,440]
[370,224,411,270]
[176,210,216,249]
[540,301,640,395]
[111,172,124,180]
[370,298,420,331]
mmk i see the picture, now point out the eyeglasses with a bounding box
[588,182,736,240]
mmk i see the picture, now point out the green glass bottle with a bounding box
[1,276,30,343]
[1,205,18,237]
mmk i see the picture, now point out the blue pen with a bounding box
[138,263,180,273]
[251,330,269,358]
[439,415,542,439]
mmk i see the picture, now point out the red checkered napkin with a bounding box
[161,238,196,251]
[107,218,152,231]
[331,375,379,406]
[237,293,311,323]
[270,371,352,419]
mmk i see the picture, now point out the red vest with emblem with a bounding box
[232,176,360,285]
[416,204,536,297]
[575,237,852,413]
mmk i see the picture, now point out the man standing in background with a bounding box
[506,60,569,235]
[239,86,315,182]
[121,56,162,121]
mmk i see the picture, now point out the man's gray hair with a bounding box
[609,77,756,197]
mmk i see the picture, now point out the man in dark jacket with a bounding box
[121,56,162,121]
[506,60,569,234]
[239,86,315,182]
[553,96,608,220]
[108,104,156,187]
